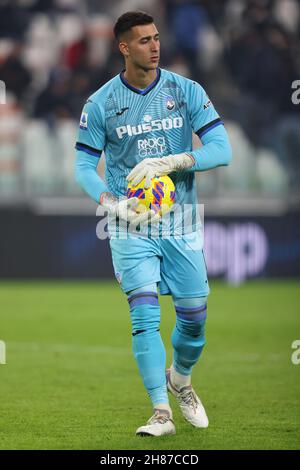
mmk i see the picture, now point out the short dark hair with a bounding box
[114,11,154,40]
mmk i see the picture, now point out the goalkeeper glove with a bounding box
[126,153,194,189]
[100,192,159,225]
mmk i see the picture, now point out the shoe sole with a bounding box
[136,430,176,437]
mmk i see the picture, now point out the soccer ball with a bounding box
[127,175,175,216]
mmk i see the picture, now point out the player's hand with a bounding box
[126,153,195,189]
[100,192,159,225]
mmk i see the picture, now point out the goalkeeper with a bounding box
[75,11,232,437]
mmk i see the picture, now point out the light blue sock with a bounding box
[171,296,208,376]
[128,284,168,406]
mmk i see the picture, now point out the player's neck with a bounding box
[123,67,158,91]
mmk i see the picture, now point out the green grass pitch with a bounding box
[0,280,299,450]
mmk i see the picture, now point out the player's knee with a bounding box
[173,296,207,339]
[127,284,160,335]
[173,296,208,309]
[175,318,206,343]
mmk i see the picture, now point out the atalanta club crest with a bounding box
[165,96,175,110]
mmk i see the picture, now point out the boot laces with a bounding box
[179,388,199,413]
[148,411,171,425]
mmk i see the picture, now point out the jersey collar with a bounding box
[120,68,161,95]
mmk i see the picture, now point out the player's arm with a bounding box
[75,100,109,203]
[75,149,108,203]
[75,101,158,224]
[185,81,232,171]
[186,123,232,171]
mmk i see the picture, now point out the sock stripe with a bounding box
[128,292,159,310]
[175,304,207,314]
[128,292,158,302]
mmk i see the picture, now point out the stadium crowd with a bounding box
[0,0,299,199]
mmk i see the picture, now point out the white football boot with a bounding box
[166,369,209,428]
[136,409,176,437]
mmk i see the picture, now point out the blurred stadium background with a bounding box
[0,0,300,281]
[0,0,300,450]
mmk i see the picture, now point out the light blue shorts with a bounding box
[109,232,209,299]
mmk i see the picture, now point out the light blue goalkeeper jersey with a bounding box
[75,68,224,235]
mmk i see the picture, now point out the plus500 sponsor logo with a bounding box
[116,117,183,139]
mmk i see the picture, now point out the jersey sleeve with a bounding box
[75,100,106,157]
[187,80,223,139]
